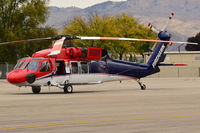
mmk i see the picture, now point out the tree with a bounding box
[62,13,156,59]
[0,0,57,63]
[0,0,57,79]
[185,32,200,51]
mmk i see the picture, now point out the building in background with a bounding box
[144,51,200,77]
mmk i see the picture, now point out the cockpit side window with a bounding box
[14,60,24,69]
[20,61,29,69]
[27,61,39,72]
[39,61,50,72]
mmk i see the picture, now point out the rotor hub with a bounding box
[158,31,171,41]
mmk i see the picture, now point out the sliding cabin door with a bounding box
[69,61,90,84]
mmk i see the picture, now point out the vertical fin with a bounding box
[147,42,167,68]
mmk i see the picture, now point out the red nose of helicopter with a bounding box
[7,72,16,84]
[7,70,36,85]
[7,70,27,84]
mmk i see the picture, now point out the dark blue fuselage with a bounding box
[89,31,171,79]
[89,58,159,79]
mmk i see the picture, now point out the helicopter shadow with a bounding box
[5,87,157,95]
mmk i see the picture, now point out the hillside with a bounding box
[46,0,200,50]
[46,6,82,31]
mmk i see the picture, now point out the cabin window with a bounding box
[81,62,88,73]
[27,61,39,72]
[71,62,78,74]
[39,61,50,72]
[14,60,24,69]
[20,61,29,69]
[56,61,66,75]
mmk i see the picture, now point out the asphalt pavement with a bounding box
[0,78,200,133]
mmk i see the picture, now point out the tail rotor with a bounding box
[147,12,175,56]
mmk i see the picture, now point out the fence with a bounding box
[147,67,200,78]
[0,63,15,79]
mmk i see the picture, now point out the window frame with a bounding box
[39,61,50,72]
[27,60,40,72]
[80,62,89,74]
[20,61,30,69]
[71,62,79,74]
[14,60,24,69]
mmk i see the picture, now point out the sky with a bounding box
[49,0,127,8]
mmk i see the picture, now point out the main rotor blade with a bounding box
[161,12,174,31]
[78,36,198,45]
[0,37,52,46]
[148,23,160,34]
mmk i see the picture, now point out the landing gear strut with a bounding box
[32,86,41,94]
[137,79,146,90]
[64,84,73,93]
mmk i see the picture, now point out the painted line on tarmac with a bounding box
[1,114,200,131]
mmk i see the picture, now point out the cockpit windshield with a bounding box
[20,61,29,69]
[14,60,24,69]
[27,60,39,71]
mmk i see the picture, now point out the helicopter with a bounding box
[0,13,197,94]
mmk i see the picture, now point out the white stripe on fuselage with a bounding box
[68,74,133,85]
[15,73,135,87]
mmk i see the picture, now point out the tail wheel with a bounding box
[64,85,73,93]
[32,86,41,94]
[137,79,146,90]
[141,84,146,90]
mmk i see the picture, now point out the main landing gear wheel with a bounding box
[64,85,73,93]
[137,79,146,90]
[32,86,41,94]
